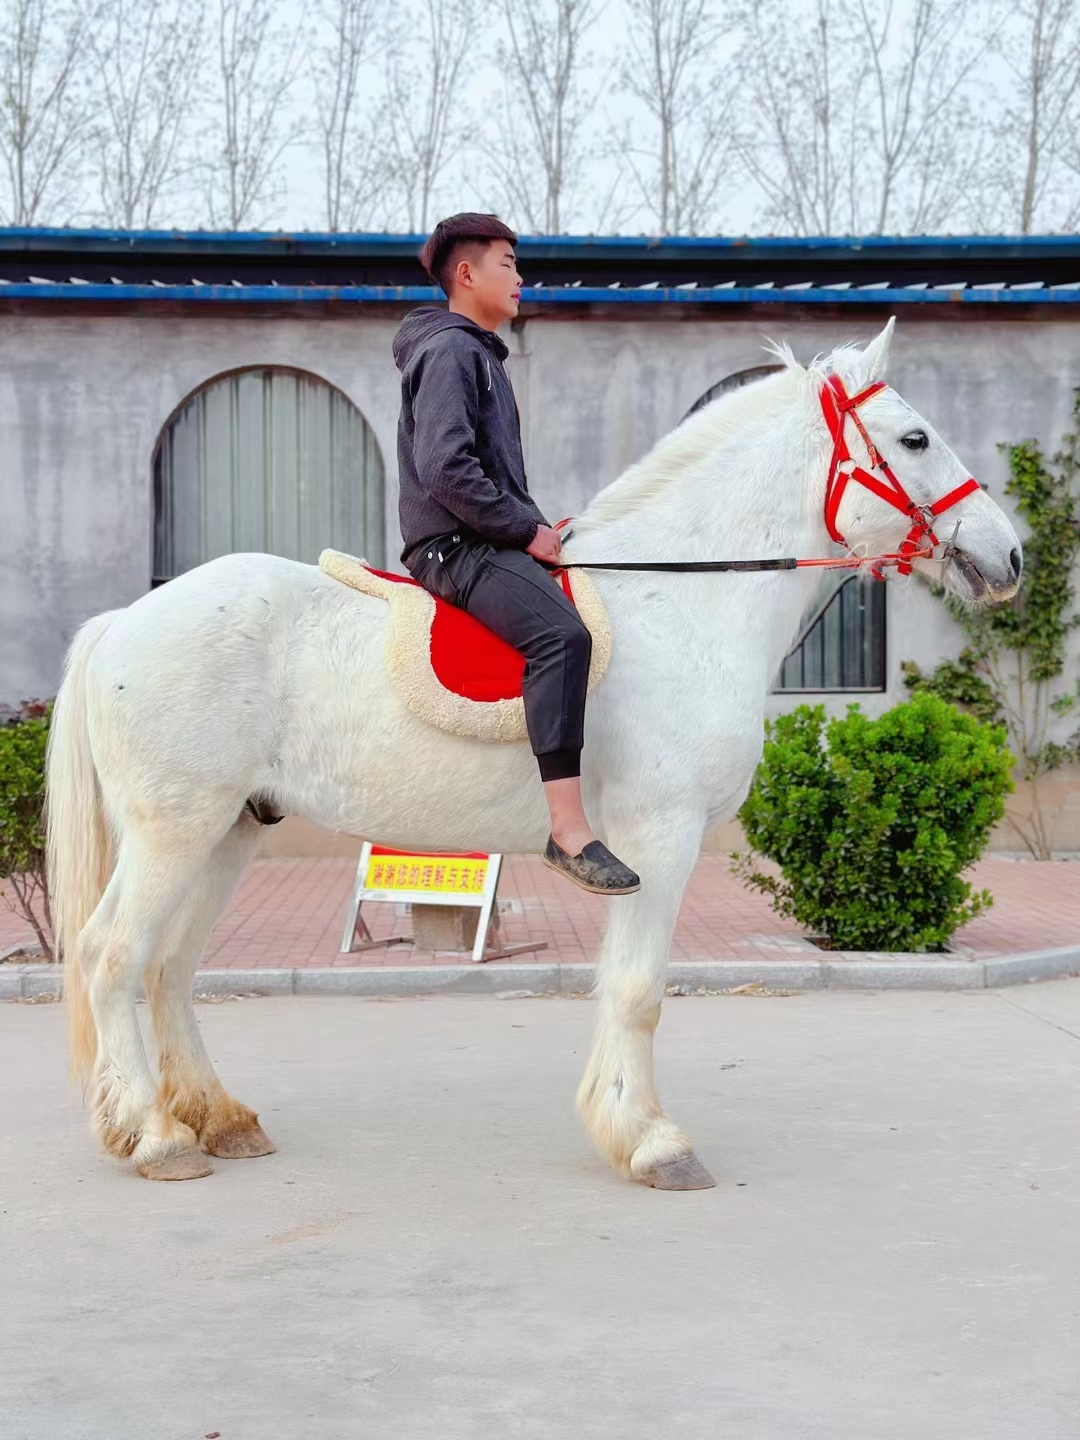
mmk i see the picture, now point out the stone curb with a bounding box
[6,946,1080,1000]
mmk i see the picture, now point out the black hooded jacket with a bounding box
[393,306,550,563]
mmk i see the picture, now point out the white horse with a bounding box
[47,318,1021,1185]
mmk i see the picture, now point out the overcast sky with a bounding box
[274,0,849,236]
[267,0,1000,238]
[9,0,1051,238]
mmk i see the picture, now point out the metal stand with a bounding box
[473,905,549,963]
[340,910,413,954]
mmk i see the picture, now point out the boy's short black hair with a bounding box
[420,213,518,295]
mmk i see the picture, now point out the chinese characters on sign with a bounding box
[364,852,489,895]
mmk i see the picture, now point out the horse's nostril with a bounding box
[1010,547,1023,579]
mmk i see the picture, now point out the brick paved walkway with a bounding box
[4,853,1076,966]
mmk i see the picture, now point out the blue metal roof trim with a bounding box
[3,281,1080,304]
[0,282,442,300]
[0,224,430,246]
[2,225,1079,251]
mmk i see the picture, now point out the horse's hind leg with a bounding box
[576,816,716,1190]
[146,816,275,1159]
[81,837,218,1181]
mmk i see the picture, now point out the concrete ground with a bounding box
[2,984,1079,1440]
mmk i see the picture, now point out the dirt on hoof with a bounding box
[137,1149,214,1181]
[640,1153,717,1191]
[203,1122,277,1159]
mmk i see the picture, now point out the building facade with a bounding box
[2,230,1079,846]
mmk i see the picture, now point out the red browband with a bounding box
[820,375,980,577]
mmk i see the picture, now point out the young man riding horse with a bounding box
[394,212,640,896]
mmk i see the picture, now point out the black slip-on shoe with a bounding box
[541,835,641,896]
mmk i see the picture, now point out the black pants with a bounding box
[406,533,592,781]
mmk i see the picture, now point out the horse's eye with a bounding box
[901,431,929,451]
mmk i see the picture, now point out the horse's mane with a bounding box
[574,343,817,533]
[571,331,889,533]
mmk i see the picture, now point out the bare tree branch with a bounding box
[732,0,852,234]
[736,0,990,236]
[1057,138,1080,231]
[386,0,483,233]
[589,142,645,233]
[202,0,305,230]
[620,0,737,235]
[856,0,993,234]
[310,0,394,231]
[0,0,89,225]
[3,869,52,959]
[487,0,602,234]
[89,0,206,228]
[991,0,1080,231]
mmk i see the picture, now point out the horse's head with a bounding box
[817,318,1022,604]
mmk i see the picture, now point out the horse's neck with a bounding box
[576,381,830,557]
[571,395,832,691]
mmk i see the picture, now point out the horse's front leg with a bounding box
[576,820,715,1190]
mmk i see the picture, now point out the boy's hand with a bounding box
[526,524,563,564]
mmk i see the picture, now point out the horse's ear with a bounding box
[861,316,896,383]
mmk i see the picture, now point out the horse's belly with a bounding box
[274,592,552,853]
[292,711,551,852]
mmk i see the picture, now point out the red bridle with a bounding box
[551,379,982,581]
[820,375,980,577]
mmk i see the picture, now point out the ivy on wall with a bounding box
[903,391,1080,860]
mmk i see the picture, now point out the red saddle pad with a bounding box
[363,565,578,704]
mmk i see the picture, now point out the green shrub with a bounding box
[0,700,53,959]
[732,693,1014,953]
[903,391,1080,859]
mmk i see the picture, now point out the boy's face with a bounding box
[451,239,522,321]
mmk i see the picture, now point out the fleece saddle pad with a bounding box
[318,549,612,743]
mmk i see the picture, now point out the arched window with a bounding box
[684,363,783,418]
[776,576,886,692]
[685,365,886,693]
[152,367,386,584]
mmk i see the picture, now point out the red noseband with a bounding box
[820,375,980,576]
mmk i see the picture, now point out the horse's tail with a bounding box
[46,611,117,1085]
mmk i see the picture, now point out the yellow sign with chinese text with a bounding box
[364,848,489,896]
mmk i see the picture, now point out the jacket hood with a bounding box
[392,306,509,371]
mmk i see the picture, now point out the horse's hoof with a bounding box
[137,1149,214,1182]
[204,1122,277,1159]
[640,1153,717,1191]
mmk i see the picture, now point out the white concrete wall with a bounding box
[0,311,403,701]
[2,306,1078,718]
